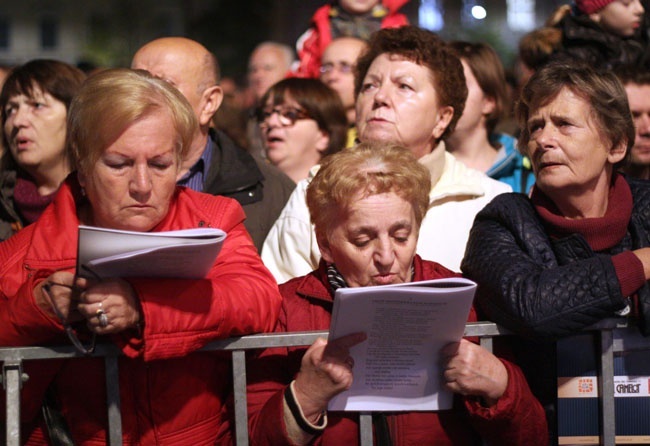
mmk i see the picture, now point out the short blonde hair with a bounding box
[307,142,431,238]
[67,68,198,176]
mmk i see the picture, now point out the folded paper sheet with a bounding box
[328,277,476,411]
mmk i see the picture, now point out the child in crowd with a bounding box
[550,0,650,69]
[295,0,409,78]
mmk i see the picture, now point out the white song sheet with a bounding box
[76,225,226,279]
[328,277,476,411]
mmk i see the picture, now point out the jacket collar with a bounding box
[307,142,488,205]
[24,176,82,266]
[429,145,488,204]
[295,260,335,304]
[204,129,264,196]
[417,140,446,187]
[486,133,519,177]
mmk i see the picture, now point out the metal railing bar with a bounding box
[200,331,328,351]
[105,355,122,446]
[359,412,373,446]
[232,350,249,446]
[464,321,511,337]
[4,359,22,446]
[0,324,513,362]
[585,318,629,331]
[0,343,122,361]
[612,325,650,352]
[2,321,642,446]
[479,336,493,353]
[598,329,616,446]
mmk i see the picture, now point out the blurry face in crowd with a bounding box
[3,85,68,173]
[591,0,644,37]
[624,82,650,166]
[260,94,329,182]
[453,59,495,135]
[79,110,180,232]
[338,0,380,14]
[356,53,453,159]
[248,46,289,101]
[525,87,626,199]
[319,191,418,288]
[320,38,366,118]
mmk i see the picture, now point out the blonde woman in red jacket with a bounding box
[0,69,281,445]
[238,142,547,446]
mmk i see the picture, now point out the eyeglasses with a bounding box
[319,62,354,75]
[257,106,312,127]
[42,281,96,356]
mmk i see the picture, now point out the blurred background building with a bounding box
[0,0,570,78]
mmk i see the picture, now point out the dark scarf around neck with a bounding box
[13,173,58,224]
[531,173,632,251]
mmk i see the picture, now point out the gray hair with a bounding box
[250,41,296,70]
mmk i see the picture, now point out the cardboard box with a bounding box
[557,332,650,445]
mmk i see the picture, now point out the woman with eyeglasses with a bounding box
[258,78,348,183]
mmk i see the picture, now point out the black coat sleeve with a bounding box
[461,193,627,339]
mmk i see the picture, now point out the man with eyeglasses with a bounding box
[132,37,295,252]
[319,37,368,148]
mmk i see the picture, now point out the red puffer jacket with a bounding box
[0,177,282,445]
[244,256,548,445]
[295,0,409,78]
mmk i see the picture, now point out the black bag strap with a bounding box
[42,383,75,446]
[371,412,393,446]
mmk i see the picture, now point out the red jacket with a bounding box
[244,256,548,445]
[295,0,409,78]
[0,178,282,445]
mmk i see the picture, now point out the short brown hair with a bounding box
[518,27,562,72]
[67,68,198,176]
[260,78,348,157]
[354,26,467,141]
[307,142,431,239]
[516,60,634,167]
[1,59,86,154]
[449,41,509,136]
[615,64,650,88]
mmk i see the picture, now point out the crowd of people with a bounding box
[1,0,650,445]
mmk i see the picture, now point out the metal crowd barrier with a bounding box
[0,319,639,446]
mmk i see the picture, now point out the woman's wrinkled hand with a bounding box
[441,338,509,407]
[293,332,367,422]
[34,271,83,323]
[75,276,141,335]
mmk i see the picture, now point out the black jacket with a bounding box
[461,177,650,444]
[204,129,295,252]
[461,177,650,339]
[555,12,650,70]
